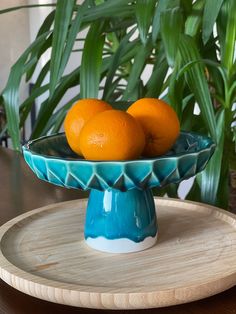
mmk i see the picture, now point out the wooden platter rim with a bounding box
[0,198,235,309]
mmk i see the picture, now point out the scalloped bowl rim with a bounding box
[22,131,216,164]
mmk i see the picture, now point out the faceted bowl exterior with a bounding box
[22,132,215,191]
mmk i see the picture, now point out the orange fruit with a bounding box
[127,98,180,157]
[79,110,145,161]
[64,99,112,155]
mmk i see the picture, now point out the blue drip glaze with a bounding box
[85,189,157,242]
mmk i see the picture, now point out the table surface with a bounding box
[0,147,235,314]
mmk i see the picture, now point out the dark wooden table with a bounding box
[0,147,235,314]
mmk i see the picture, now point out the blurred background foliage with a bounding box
[0,0,235,209]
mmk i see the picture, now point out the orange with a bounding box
[79,110,145,161]
[127,98,180,157]
[64,99,112,155]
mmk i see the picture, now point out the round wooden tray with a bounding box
[0,198,235,310]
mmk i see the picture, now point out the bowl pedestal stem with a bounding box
[85,189,158,253]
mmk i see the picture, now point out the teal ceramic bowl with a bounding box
[23,132,215,191]
[23,132,215,253]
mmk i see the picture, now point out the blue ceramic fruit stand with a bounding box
[23,131,215,253]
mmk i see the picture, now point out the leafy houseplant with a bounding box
[0,0,235,209]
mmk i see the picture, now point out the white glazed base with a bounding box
[85,234,158,253]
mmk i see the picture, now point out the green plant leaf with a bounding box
[20,84,49,128]
[31,67,80,139]
[185,0,204,37]
[180,0,192,15]
[152,0,180,44]
[222,0,236,76]
[176,59,219,79]
[186,179,201,202]
[106,20,135,33]
[180,98,207,134]
[153,183,179,198]
[51,95,80,134]
[145,60,168,98]
[49,0,75,96]
[58,3,87,82]
[20,61,51,127]
[80,21,105,98]
[203,35,225,100]
[217,1,229,59]
[168,59,184,118]
[166,184,179,198]
[178,34,217,141]
[122,40,153,100]
[216,158,229,209]
[0,4,56,14]
[31,56,112,138]
[119,40,142,64]
[1,31,50,151]
[33,61,51,90]
[145,44,168,98]
[26,10,55,82]
[103,27,136,100]
[26,34,53,83]
[110,101,131,111]
[197,109,225,205]
[83,0,134,22]
[202,0,224,44]
[104,78,123,101]
[41,94,79,135]
[160,7,183,67]
[135,0,156,45]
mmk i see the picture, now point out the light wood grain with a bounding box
[0,198,235,309]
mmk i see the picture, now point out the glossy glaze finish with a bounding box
[85,189,157,252]
[22,131,215,253]
[22,132,215,191]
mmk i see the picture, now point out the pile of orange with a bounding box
[64,98,180,161]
